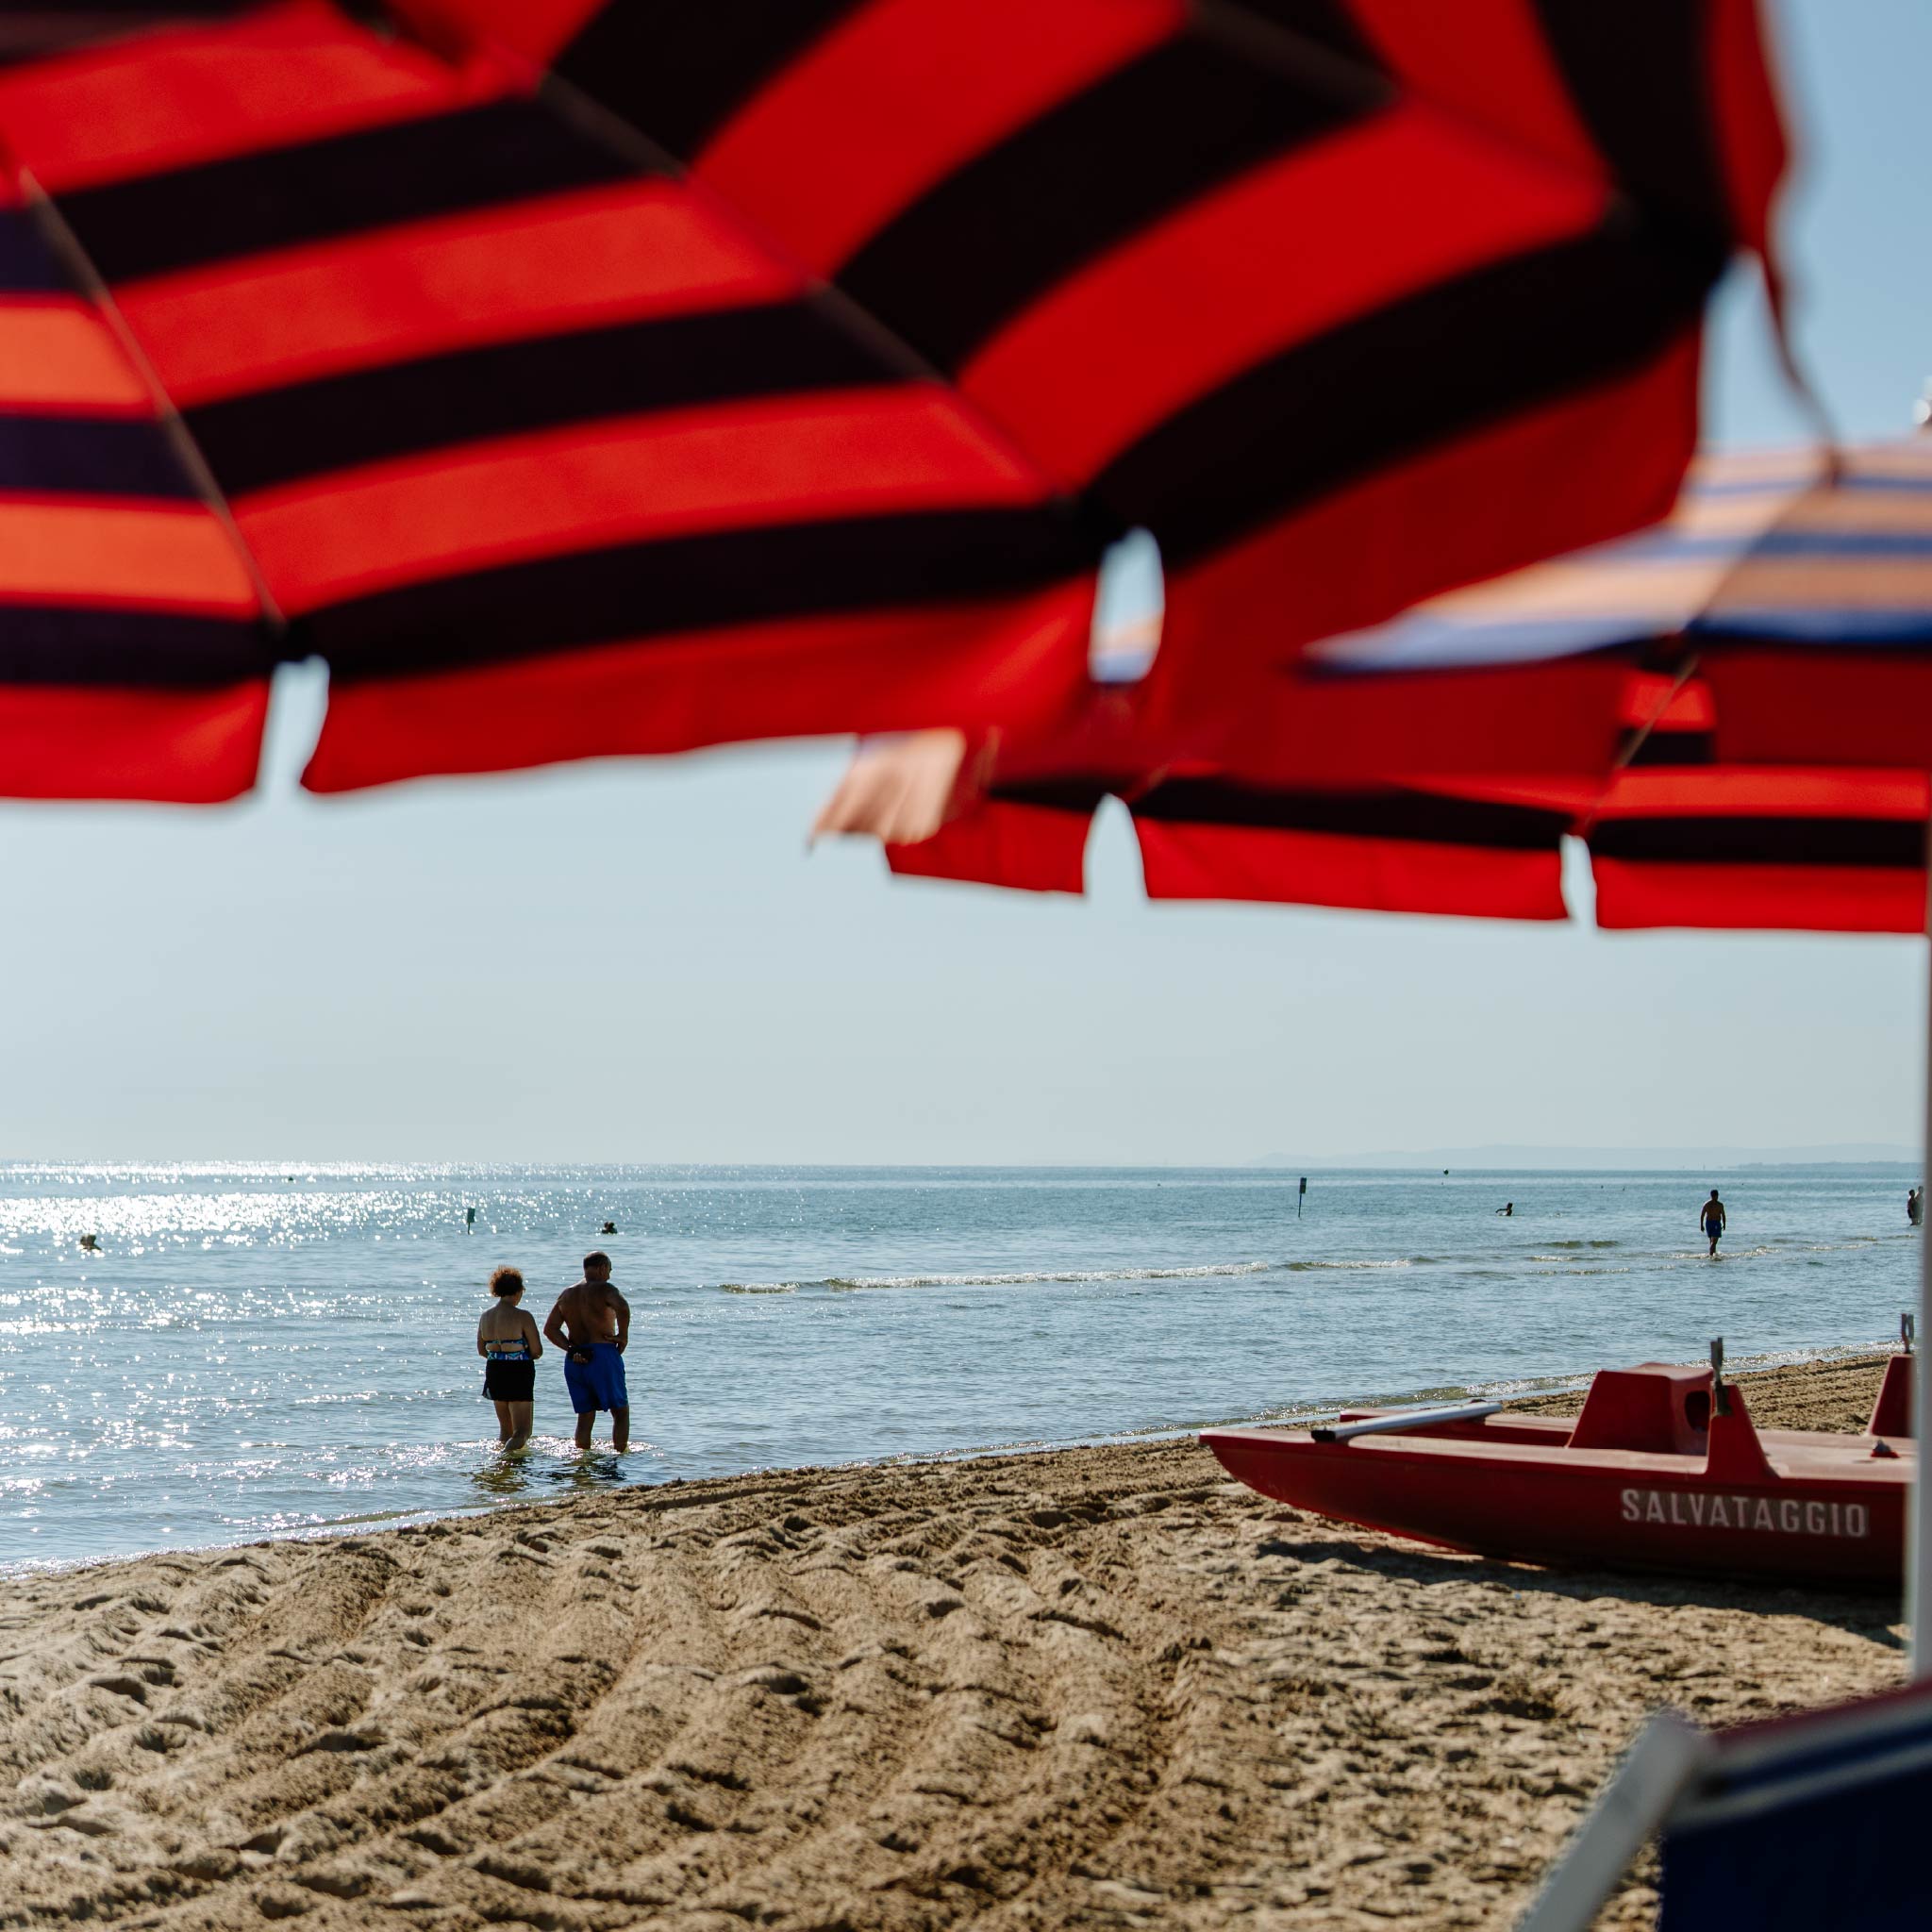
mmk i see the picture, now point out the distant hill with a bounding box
[1254,1143,1918,1171]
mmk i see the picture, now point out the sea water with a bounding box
[0,1162,1917,1572]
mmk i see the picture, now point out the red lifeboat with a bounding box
[1200,1353,1913,1590]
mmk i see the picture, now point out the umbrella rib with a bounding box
[18,168,291,643]
[1569,646,1701,846]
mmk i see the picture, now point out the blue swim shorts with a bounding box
[563,1341,629,1415]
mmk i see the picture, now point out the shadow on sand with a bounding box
[1253,1525,1907,1645]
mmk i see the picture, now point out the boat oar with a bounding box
[1311,1400,1502,1443]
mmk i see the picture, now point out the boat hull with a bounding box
[1201,1422,1907,1590]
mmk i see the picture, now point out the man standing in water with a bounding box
[1701,1190,1726,1257]
[544,1251,630,1451]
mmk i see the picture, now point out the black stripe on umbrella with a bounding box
[184,297,898,497]
[1095,219,1722,562]
[1532,0,1729,229]
[0,607,272,688]
[1124,775,1571,918]
[1590,815,1926,870]
[0,6,258,64]
[835,35,1377,374]
[1128,776,1569,852]
[58,99,644,285]
[302,506,1093,677]
[556,0,864,161]
[878,763,1573,919]
[0,413,197,497]
[0,204,62,287]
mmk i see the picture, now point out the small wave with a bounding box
[1535,1240,1621,1250]
[1280,1257,1424,1273]
[717,1259,1273,1292]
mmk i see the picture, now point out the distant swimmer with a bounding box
[78,1233,100,1253]
[1909,1188,1924,1228]
[600,1221,617,1235]
[466,1206,476,1233]
[1495,1203,1513,1217]
[1701,1189,1726,1257]
[477,1265,541,1452]
[544,1250,630,1453]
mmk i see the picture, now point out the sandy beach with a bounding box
[1,1354,1905,1931]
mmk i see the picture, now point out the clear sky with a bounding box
[2,0,1928,1166]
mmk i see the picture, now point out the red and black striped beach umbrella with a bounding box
[0,0,1783,798]
[0,170,275,800]
[819,444,1932,934]
[820,724,1932,933]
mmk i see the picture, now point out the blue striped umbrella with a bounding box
[1306,441,1932,768]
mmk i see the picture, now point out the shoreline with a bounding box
[6,1337,1904,1586]
[1,1351,1905,1928]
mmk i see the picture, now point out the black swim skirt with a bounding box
[483,1359,536,1403]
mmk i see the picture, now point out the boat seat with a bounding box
[1566,1363,1711,1456]
[1867,1352,1913,1439]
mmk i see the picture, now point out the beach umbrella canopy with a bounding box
[819,442,1932,931]
[817,716,1931,933]
[0,0,1784,798]
[1312,440,1932,771]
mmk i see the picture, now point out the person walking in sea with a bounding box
[1909,1187,1924,1227]
[544,1250,630,1452]
[1701,1189,1726,1257]
[477,1265,541,1452]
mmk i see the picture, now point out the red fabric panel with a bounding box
[695,0,1181,274]
[1705,0,1787,252]
[0,300,152,412]
[1619,670,1715,732]
[961,104,1606,482]
[1705,652,1932,770]
[0,2,499,192]
[1596,767,1929,820]
[1134,818,1567,920]
[1152,330,1699,728]
[240,388,1049,615]
[886,797,1092,894]
[1221,658,1627,783]
[0,681,267,801]
[1343,0,1604,179]
[121,181,796,406]
[1592,858,1924,935]
[0,502,258,608]
[385,0,605,71]
[302,585,1092,791]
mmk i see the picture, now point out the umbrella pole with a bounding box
[1917,929,1932,1675]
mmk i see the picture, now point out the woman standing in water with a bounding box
[477,1265,541,1451]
